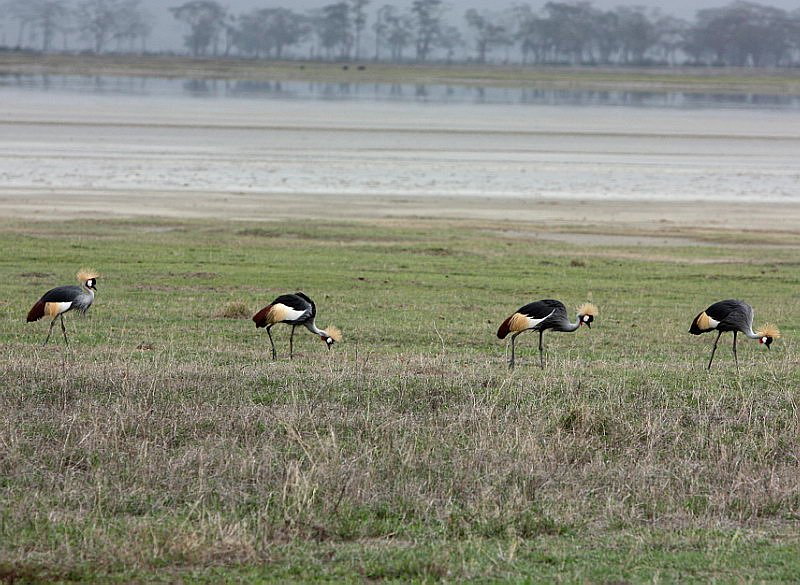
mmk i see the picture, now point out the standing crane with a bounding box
[26,269,99,346]
[689,299,780,370]
[252,292,341,359]
[497,300,598,369]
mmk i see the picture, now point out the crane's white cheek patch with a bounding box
[45,302,72,317]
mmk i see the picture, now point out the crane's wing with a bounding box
[40,285,83,303]
[498,299,563,338]
[294,292,317,318]
[27,285,82,322]
[253,293,313,328]
[517,299,566,320]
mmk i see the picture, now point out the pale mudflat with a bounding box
[1,89,798,235]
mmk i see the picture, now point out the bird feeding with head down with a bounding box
[497,299,598,369]
[252,292,341,359]
[26,269,99,346]
[689,299,780,371]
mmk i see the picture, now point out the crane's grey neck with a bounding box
[743,326,760,339]
[305,320,324,336]
[556,315,581,332]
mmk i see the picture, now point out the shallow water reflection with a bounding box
[2,72,800,111]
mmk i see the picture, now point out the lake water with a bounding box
[1,73,799,214]
[3,73,800,111]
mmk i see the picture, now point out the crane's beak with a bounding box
[585,322,591,329]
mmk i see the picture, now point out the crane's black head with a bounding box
[756,324,780,349]
[320,326,342,350]
[77,269,99,291]
[577,302,598,329]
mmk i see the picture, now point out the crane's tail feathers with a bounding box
[326,326,342,342]
[756,323,781,339]
[497,313,527,339]
[577,302,598,317]
[77,268,99,283]
[252,304,273,328]
[27,299,45,322]
[689,311,713,335]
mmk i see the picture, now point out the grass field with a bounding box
[3,52,800,95]
[0,217,798,582]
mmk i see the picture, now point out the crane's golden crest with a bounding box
[756,323,781,339]
[326,326,343,342]
[506,313,529,333]
[76,268,99,283]
[577,302,598,317]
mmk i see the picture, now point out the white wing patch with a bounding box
[527,309,555,329]
[45,301,72,317]
[269,303,307,323]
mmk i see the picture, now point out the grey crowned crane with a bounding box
[252,292,341,359]
[689,299,780,371]
[497,300,598,369]
[26,269,99,345]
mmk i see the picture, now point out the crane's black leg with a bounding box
[266,325,277,360]
[60,314,69,345]
[732,330,739,373]
[538,330,545,369]
[509,332,520,369]
[289,325,296,360]
[707,330,722,370]
[43,317,57,346]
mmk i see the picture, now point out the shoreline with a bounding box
[3,53,800,95]
[2,189,798,240]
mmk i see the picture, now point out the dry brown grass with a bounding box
[2,345,798,572]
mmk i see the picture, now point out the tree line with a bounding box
[4,0,800,67]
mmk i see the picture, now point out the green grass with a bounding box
[1,217,798,582]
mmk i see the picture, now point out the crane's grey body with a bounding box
[690,299,765,371]
[27,276,97,346]
[253,292,340,359]
[498,299,594,369]
[41,286,95,315]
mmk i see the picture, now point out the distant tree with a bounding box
[75,0,119,53]
[411,0,444,61]
[372,4,391,60]
[170,0,227,57]
[465,9,509,63]
[614,6,657,64]
[693,1,792,67]
[5,0,36,47]
[112,0,152,53]
[384,8,414,61]
[314,2,351,59]
[235,8,307,59]
[34,0,71,51]
[513,4,549,64]
[438,24,464,64]
[593,10,621,64]
[652,13,688,65]
[350,0,369,60]
[541,1,597,64]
